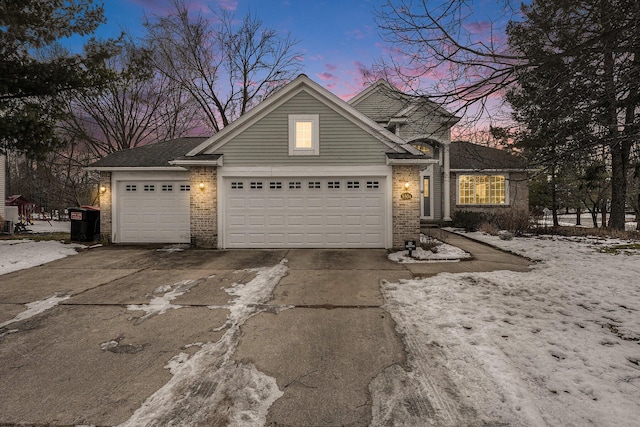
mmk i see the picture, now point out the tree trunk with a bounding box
[551,165,559,227]
[576,207,581,226]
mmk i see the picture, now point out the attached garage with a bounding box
[115,178,191,244]
[221,176,388,248]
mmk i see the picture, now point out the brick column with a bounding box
[190,166,217,248]
[392,165,421,249]
[99,171,112,243]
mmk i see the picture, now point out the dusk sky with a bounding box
[81,0,390,99]
[79,0,508,99]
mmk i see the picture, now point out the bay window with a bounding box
[458,175,507,205]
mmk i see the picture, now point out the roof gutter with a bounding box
[84,166,188,172]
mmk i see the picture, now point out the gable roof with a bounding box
[186,74,422,157]
[88,137,208,169]
[349,79,460,124]
[450,141,527,170]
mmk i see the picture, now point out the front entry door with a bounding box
[423,177,431,217]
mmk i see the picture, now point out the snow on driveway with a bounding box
[0,239,82,275]
[120,260,290,426]
[376,233,640,426]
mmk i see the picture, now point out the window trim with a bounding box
[288,114,319,156]
[456,174,509,206]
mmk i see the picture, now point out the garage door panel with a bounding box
[229,198,246,209]
[307,215,323,226]
[306,197,323,208]
[223,176,387,248]
[288,215,304,226]
[326,215,343,226]
[326,197,343,208]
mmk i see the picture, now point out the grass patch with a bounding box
[597,243,640,255]
[0,232,71,242]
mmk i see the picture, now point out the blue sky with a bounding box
[84,0,389,99]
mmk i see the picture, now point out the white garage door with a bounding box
[224,177,387,248]
[117,181,190,243]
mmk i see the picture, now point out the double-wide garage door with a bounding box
[224,177,387,248]
[117,181,191,243]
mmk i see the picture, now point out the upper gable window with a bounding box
[289,114,319,156]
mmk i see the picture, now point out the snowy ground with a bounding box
[0,239,82,275]
[378,232,640,426]
[540,213,637,231]
[0,221,80,275]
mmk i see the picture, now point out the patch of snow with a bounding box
[156,244,190,252]
[389,243,471,263]
[20,220,71,234]
[120,259,289,427]
[0,293,70,329]
[377,233,640,426]
[0,239,83,275]
[100,340,119,351]
[127,279,204,321]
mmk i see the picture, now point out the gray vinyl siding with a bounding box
[351,90,408,123]
[211,91,390,166]
[400,110,450,141]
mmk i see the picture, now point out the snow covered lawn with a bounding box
[0,239,83,275]
[380,233,640,426]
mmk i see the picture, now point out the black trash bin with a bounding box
[68,206,101,242]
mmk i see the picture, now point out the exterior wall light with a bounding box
[404,182,410,190]
[99,185,107,194]
[199,182,205,190]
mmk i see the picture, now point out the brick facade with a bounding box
[98,171,112,243]
[189,166,217,248]
[392,165,421,249]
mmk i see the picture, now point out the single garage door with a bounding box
[224,177,387,248]
[117,181,190,243]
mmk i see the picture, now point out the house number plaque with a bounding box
[400,192,413,200]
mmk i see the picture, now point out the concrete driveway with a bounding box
[0,236,531,426]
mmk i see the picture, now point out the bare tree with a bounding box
[373,0,521,118]
[143,0,303,133]
[60,39,199,158]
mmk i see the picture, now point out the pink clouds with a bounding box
[464,20,493,34]
[325,64,338,71]
[128,0,235,15]
[215,0,238,11]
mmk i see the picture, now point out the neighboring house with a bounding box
[89,75,529,249]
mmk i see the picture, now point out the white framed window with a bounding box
[457,174,508,205]
[289,114,319,156]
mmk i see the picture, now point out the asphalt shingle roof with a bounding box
[88,137,209,168]
[450,141,527,170]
